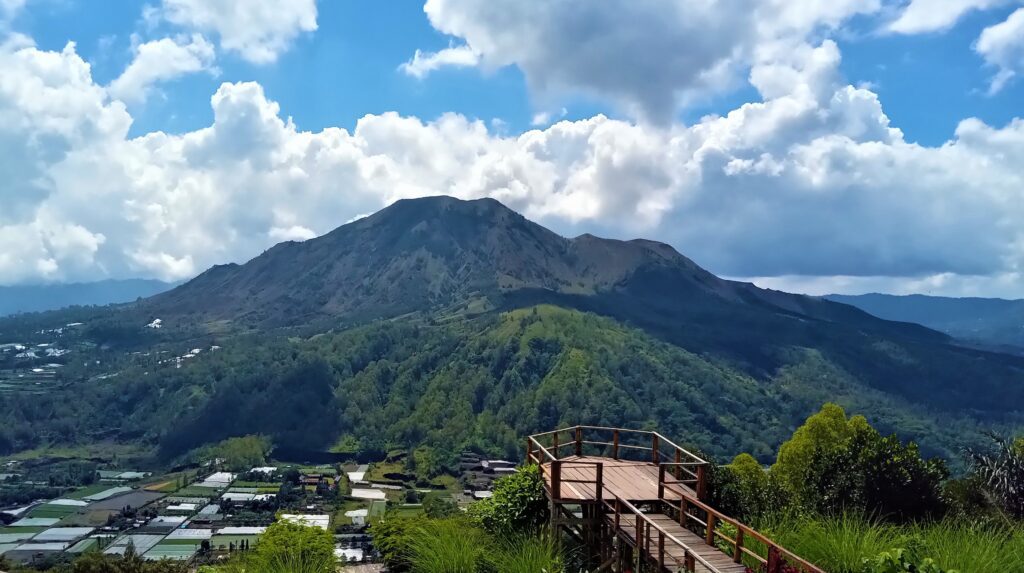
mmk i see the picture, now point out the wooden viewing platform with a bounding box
[527,426,825,573]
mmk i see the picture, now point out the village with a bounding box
[0,451,517,569]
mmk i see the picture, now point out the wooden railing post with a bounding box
[679,498,688,526]
[552,431,560,460]
[551,460,562,500]
[734,528,744,563]
[657,464,665,500]
[575,426,582,457]
[768,546,781,573]
[526,438,533,464]
[635,512,642,556]
[652,434,660,464]
[595,463,604,503]
[658,530,665,570]
[684,551,695,573]
[696,464,707,500]
[705,513,716,546]
[675,448,682,479]
[612,429,620,460]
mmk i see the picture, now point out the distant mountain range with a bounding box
[827,293,1024,350]
[140,196,1023,425]
[0,279,176,317]
[3,196,1022,463]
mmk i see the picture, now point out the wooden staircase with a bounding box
[528,426,825,573]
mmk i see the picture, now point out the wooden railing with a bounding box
[527,425,710,499]
[602,491,726,573]
[659,469,824,573]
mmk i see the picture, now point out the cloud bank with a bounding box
[1,35,1022,298]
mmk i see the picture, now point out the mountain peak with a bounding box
[145,195,940,349]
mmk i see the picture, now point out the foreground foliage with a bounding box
[199,521,336,573]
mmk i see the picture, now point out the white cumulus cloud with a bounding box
[399,44,479,79]
[158,0,317,64]
[2,36,1024,297]
[108,34,216,103]
[413,0,881,121]
[888,0,1013,34]
[975,7,1024,92]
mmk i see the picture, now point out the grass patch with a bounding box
[429,475,459,491]
[28,505,80,518]
[332,500,366,527]
[231,481,281,488]
[171,486,218,498]
[0,526,46,534]
[66,483,113,499]
[366,461,407,485]
[389,506,423,518]
[765,514,1024,573]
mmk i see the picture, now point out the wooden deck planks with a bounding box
[541,455,695,502]
[616,514,747,573]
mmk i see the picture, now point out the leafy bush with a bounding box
[469,464,548,536]
[771,404,947,520]
[371,513,431,572]
[864,547,954,573]
[200,521,336,573]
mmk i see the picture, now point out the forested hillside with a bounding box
[1,197,1022,466]
[1,305,1013,466]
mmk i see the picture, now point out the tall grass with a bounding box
[202,552,337,573]
[767,513,902,573]
[761,513,1024,573]
[910,521,1024,573]
[402,520,564,573]
[404,519,491,573]
[486,535,564,573]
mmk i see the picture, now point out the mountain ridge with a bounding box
[146,196,941,341]
[827,292,1024,350]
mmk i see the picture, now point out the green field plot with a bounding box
[144,542,197,560]
[170,486,218,498]
[66,484,113,500]
[365,462,409,485]
[231,481,281,488]
[0,526,47,535]
[27,505,81,519]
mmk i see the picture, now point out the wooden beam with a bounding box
[696,464,707,501]
[734,528,744,563]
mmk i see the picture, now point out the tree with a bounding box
[769,404,947,520]
[469,464,548,536]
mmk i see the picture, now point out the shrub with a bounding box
[469,464,548,536]
[199,521,336,573]
[864,547,954,573]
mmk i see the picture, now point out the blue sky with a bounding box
[16,0,1022,144]
[1,0,1023,297]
